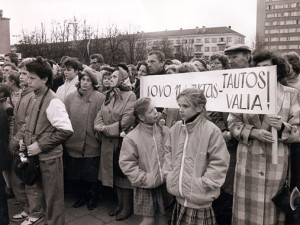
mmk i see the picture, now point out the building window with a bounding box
[153,40,158,45]
[270,45,278,49]
[212,38,217,43]
[289,45,298,49]
[219,37,224,42]
[289,28,296,33]
[291,11,300,16]
[169,40,174,44]
[267,13,275,18]
[205,47,210,52]
[278,45,287,50]
[227,37,232,42]
[280,37,287,41]
[286,20,296,25]
[265,30,269,34]
[283,12,289,17]
[271,37,279,42]
[279,28,288,33]
[196,39,201,43]
[205,38,210,43]
[270,29,280,34]
[212,47,217,52]
[290,3,297,7]
[274,4,283,9]
[265,37,269,42]
[188,39,194,44]
[290,36,299,41]
[175,40,180,44]
[182,39,187,44]
[279,21,285,25]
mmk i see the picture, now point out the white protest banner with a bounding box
[140,66,277,115]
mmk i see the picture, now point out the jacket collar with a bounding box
[21,87,33,96]
[182,112,205,133]
[139,122,155,135]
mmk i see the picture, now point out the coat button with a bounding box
[259,171,264,176]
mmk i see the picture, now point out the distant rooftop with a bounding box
[140,26,245,39]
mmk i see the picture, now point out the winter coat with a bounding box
[94,90,136,187]
[119,123,169,188]
[228,83,300,225]
[64,89,105,158]
[163,114,229,209]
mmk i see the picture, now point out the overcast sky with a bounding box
[3,0,257,45]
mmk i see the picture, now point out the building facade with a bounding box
[256,0,300,54]
[0,10,10,54]
[140,26,245,60]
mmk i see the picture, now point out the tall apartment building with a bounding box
[0,10,10,54]
[140,26,245,60]
[256,0,300,55]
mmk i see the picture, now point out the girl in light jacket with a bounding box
[163,88,229,225]
[119,97,170,225]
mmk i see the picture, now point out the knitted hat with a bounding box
[79,68,99,87]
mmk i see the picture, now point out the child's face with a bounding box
[19,68,29,87]
[177,96,202,122]
[102,75,111,87]
[64,67,78,81]
[27,72,47,91]
[139,102,158,125]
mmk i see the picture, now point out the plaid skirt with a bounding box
[171,201,216,225]
[134,186,165,216]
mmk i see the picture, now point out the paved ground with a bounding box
[7,187,172,225]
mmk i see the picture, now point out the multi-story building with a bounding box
[0,10,10,55]
[140,26,245,60]
[256,0,300,54]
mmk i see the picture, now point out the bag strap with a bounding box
[32,88,50,137]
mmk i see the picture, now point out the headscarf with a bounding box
[104,67,132,105]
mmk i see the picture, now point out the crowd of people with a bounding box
[0,44,300,225]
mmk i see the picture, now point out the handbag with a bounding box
[113,120,126,178]
[272,159,294,216]
[14,88,50,185]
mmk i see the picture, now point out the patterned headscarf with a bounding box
[104,67,132,105]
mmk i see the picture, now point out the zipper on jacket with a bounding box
[179,123,188,199]
[153,126,163,184]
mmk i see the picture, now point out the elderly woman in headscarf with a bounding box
[94,65,136,221]
[64,68,105,210]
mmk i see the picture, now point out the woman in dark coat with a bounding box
[94,66,136,221]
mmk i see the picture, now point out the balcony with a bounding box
[194,43,203,46]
